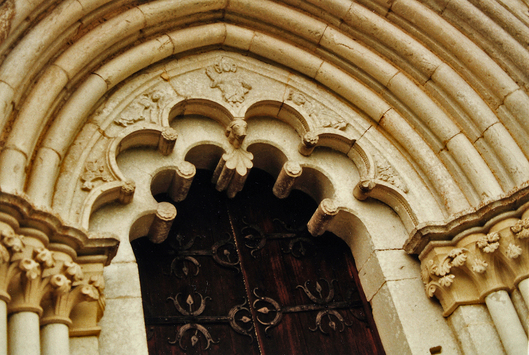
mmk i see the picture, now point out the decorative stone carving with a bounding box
[476,232,500,253]
[287,89,347,130]
[307,199,339,237]
[0,191,118,338]
[375,159,409,193]
[206,58,252,106]
[299,131,319,156]
[212,119,254,198]
[506,243,522,259]
[273,161,302,199]
[80,157,113,191]
[159,127,178,156]
[0,0,15,45]
[168,161,196,202]
[212,147,253,198]
[420,211,529,316]
[422,248,468,297]
[114,88,173,126]
[511,218,529,238]
[148,202,177,244]
[226,119,247,148]
[472,259,488,274]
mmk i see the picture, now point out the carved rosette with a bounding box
[420,213,529,316]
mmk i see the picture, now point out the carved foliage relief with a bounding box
[80,157,113,191]
[0,225,105,323]
[287,89,347,130]
[114,87,175,127]
[421,216,529,315]
[206,57,252,106]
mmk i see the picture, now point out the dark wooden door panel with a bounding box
[132,169,384,355]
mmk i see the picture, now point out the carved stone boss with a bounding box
[420,208,529,316]
[212,119,254,198]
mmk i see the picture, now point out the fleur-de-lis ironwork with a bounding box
[169,233,240,278]
[251,278,362,336]
[296,279,335,304]
[169,323,219,351]
[151,292,254,350]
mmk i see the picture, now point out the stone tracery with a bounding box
[1,0,529,353]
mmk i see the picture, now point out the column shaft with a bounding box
[8,312,40,355]
[0,301,6,355]
[518,278,529,310]
[485,290,528,355]
[41,323,70,355]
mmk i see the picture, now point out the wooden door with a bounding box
[132,169,385,355]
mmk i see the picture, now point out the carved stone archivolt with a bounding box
[420,207,529,316]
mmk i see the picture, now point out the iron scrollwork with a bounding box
[169,233,240,278]
[158,291,254,351]
[252,278,363,336]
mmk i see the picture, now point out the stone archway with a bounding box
[82,52,460,354]
[1,1,529,354]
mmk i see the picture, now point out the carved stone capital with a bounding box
[0,191,118,333]
[420,209,529,316]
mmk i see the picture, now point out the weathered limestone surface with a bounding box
[2,0,529,353]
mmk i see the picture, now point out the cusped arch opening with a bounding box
[245,100,309,136]
[184,143,225,171]
[247,142,288,180]
[292,166,335,204]
[130,167,385,353]
[169,99,234,127]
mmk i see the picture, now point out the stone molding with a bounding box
[420,207,529,316]
[0,191,118,335]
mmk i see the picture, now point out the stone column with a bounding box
[420,214,529,355]
[8,312,40,355]
[485,290,527,355]
[41,323,70,355]
[0,300,6,355]
[518,278,529,309]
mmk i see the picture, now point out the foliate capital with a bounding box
[420,213,529,316]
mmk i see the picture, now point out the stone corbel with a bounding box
[307,199,339,236]
[298,132,319,156]
[273,162,302,199]
[212,119,254,198]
